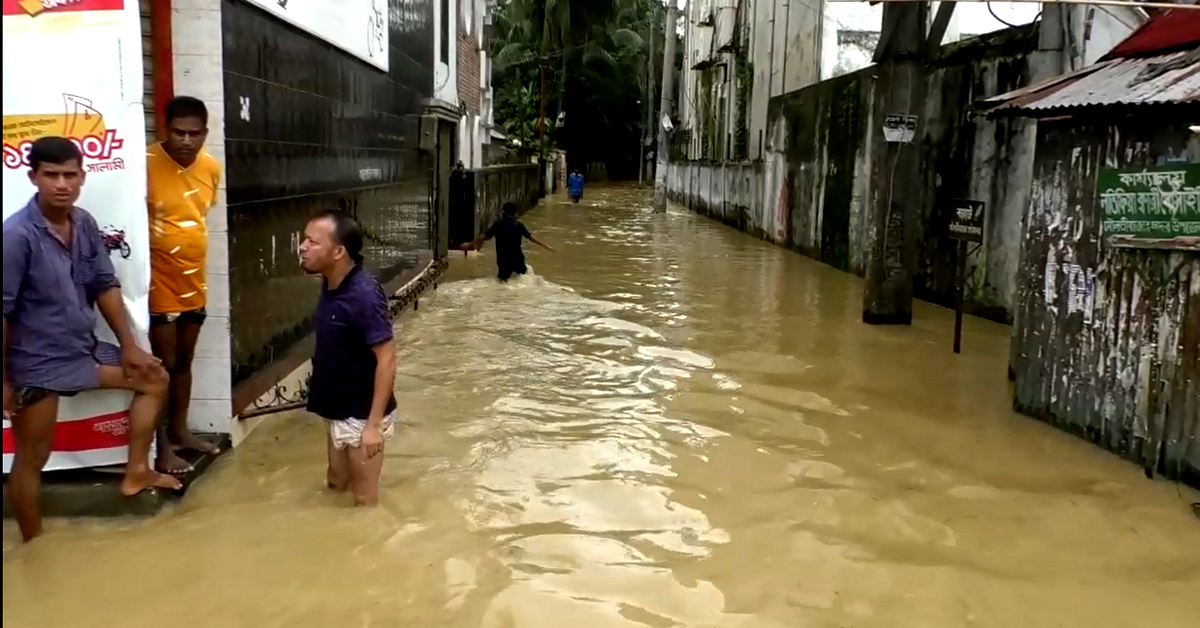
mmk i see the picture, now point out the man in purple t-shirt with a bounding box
[298,209,397,506]
[3,137,181,542]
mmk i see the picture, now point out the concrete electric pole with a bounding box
[640,17,655,186]
[862,1,929,325]
[653,1,678,212]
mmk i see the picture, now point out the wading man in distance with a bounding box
[3,137,180,542]
[299,210,396,506]
[459,202,555,281]
[146,96,224,474]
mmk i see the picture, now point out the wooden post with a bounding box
[948,199,984,352]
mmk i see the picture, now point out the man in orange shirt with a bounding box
[147,96,223,473]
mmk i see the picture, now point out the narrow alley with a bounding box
[5,187,1199,628]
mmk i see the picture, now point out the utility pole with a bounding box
[862,1,928,325]
[640,17,655,186]
[653,0,678,212]
[539,60,547,154]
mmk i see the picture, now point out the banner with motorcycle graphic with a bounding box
[2,0,151,473]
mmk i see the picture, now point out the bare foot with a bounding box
[156,450,194,475]
[171,432,221,455]
[120,469,182,496]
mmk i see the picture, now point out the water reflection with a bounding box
[5,185,1200,628]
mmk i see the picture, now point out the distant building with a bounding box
[432,0,494,169]
[676,0,1146,162]
[678,0,823,162]
[456,0,494,169]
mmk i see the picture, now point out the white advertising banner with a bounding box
[245,0,390,72]
[2,0,150,473]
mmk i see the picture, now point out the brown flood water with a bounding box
[5,185,1199,628]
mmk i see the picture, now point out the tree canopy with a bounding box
[491,0,673,178]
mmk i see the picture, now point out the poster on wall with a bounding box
[1098,163,1199,251]
[2,0,150,473]
[244,0,390,72]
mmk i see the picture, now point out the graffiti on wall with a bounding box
[774,171,790,242]
[1043,243,1097,325]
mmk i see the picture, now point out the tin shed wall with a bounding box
[1012,118,1199,485]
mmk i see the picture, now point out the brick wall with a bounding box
[458,31,480,114]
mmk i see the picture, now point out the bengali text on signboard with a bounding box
[2,0,151,472]
[1097,163,1199,250]
[949,199,985,243]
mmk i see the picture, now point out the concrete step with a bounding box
[2,433,231,519]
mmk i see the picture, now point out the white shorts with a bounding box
[326,412,397,450]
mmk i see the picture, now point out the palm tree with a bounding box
[493,0,648,156]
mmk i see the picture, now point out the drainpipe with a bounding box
[149,0,174,138]
[813,0,824,80]
[1062,4,1076,73]
[781,0,789,94]
[768,0,777,99]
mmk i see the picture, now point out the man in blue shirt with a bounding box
[459,202,555,281]
[3,137,180,542]
[298,209,396,506]
[567,168,585,203]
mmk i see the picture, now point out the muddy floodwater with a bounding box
[5,186,1200,628]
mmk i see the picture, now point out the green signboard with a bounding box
[1097,163,1200,250]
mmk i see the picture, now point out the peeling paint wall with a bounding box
[679,0,824,161]
[667,25,1042,321]
[1012,119,1199,485]
[666,160,764,235]
[916,30,1041,322]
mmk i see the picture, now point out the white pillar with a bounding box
[170,0,235,437]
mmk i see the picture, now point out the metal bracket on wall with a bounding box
[239,371,312,420]
[235,260,449,421]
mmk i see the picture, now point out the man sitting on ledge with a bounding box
[3,136,181,543]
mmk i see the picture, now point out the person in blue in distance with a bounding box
[567,168,584,203]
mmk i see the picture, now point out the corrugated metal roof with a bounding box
[978,49,1200,116]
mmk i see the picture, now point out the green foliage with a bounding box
[491,0,666,174]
